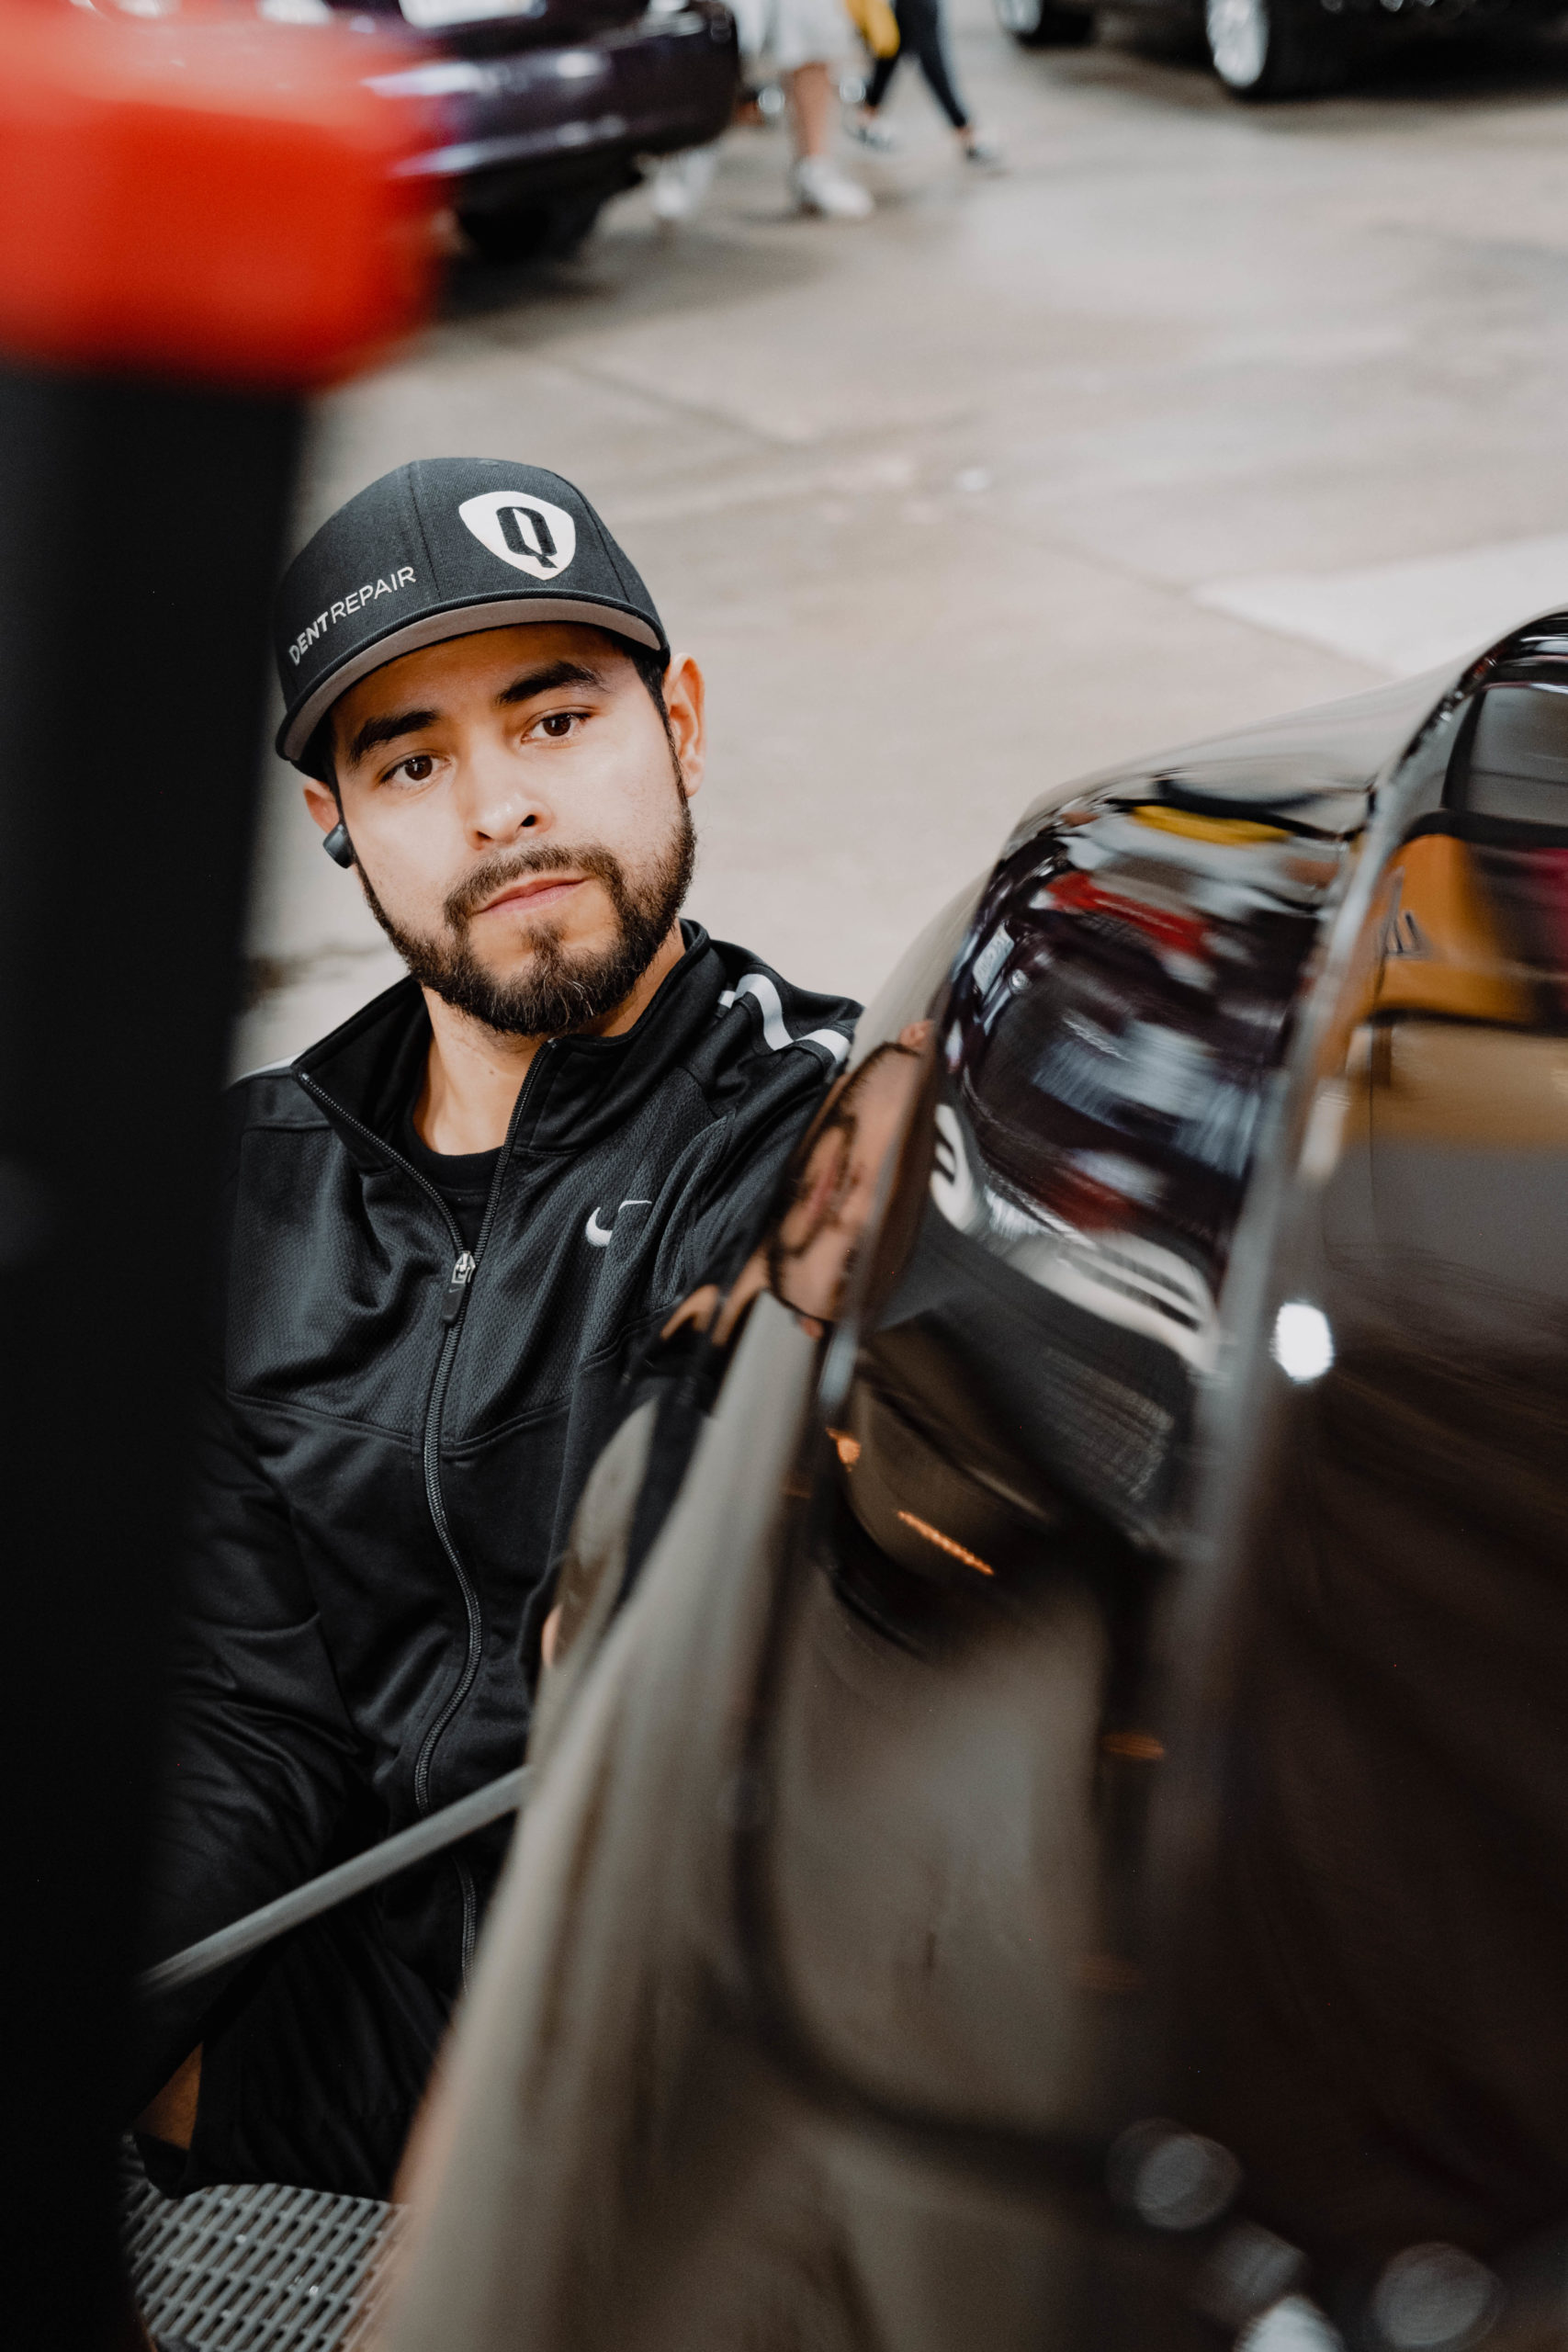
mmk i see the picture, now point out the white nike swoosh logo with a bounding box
[584,1198,653,1249]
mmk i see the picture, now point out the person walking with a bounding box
[849,0,1001,165]
[127,457,860,2200]
[652,0,874,222]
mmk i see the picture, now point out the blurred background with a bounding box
[241,0,1568,1062]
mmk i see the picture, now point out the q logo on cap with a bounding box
[458,489,577,582]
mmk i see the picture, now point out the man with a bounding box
[130,458,859,2199]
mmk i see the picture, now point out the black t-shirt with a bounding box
[400,1102,499,1252]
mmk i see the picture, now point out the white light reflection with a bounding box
[1238,2297,1344,2352]
[1270,1301,1335,1384]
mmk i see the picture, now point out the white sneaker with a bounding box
[793,156,874,220]
[652,143,719,222]
[847,111,899,151]
[962,129,1005,168]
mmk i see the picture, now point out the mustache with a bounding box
[444,842,628,931]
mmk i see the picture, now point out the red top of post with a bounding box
[0,0,439,388]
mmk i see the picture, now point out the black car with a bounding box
[318,0,739,258]
[994,0,1562,104]
[352,606,1568,2352]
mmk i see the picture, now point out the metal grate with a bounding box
[122,2143,402,2352]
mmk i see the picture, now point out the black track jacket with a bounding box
[136,925,857,2093]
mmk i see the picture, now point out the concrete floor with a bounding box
[237,6,1568,1065]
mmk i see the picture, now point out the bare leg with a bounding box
[786,59,874,212]
[786,59,833,158]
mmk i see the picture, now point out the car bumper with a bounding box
[371,3,738,201]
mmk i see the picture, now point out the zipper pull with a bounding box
[442,1250,477,1325]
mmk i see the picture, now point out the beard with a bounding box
[359,791,696,1040]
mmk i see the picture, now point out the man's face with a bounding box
[306,622,704,1038]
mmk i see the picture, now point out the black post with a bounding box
[0,364,303,2345]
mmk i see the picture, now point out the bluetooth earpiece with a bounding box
[322,820,355,869]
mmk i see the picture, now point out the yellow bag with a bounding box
[844,0,899,60]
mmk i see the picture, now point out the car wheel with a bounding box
[992,0,1093,47]
[458,185,614,266]
[1204,0,1345,95]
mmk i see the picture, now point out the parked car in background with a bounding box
[288,0,739,258]
[994,0,1562,104]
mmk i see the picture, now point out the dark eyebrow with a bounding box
[496,660,606,707]
[344,661,607,768]
[346,707,440,767]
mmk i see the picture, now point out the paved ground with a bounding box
[238,6,1568,1066]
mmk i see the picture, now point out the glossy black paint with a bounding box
[744,614,1568,2346]
[923,785,1350,1539]
[1168,632,1568,2312]
[994,0,1563,107]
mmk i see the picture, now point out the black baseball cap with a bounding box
[273,458,669,770]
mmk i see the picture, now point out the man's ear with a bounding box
[663,652,705,799]
[302,776,339,834]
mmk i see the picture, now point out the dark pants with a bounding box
[866,0,969,129]
[137,1899,449,2203]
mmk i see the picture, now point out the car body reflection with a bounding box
[383,615,1568,2352]
[756,614,1568,2344]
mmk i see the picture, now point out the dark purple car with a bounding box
[325,0,739,259]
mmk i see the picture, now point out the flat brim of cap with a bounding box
[277,594,666,764]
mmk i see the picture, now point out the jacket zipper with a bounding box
[412,1301,479,1814]
[414,1297,482,1975]
[299,1048,553,1980]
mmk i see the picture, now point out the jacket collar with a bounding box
[294,922,723,1164]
